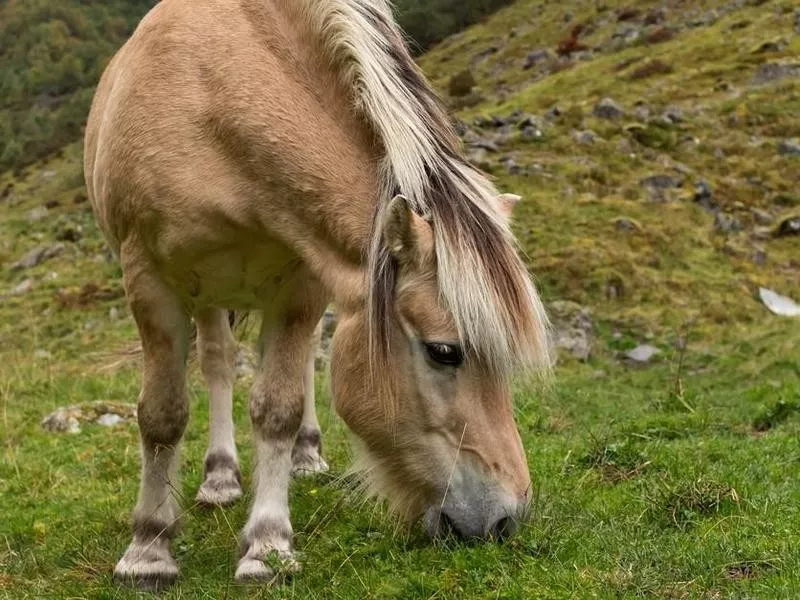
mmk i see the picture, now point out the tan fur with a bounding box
[85,0,547,587]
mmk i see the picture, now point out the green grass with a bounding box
[3,0,800,596]
[2,322,799,598]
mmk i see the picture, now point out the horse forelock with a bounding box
[301,0,552,379]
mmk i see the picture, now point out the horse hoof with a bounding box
[291,452,329,477]
[291,428,329,476]
[235,552,301,584]
[196,475,243,506]
[235,558,275,583]
[114,542,178,591]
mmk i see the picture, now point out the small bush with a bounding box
[447,69,475,97]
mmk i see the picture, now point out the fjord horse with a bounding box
[84,0,550,588]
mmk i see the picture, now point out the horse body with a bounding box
[86,0,374,311]
[85,0,550,589]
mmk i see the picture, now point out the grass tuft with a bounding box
[577,439,651,483]
[646,477,741,529]
[752,399,800,432]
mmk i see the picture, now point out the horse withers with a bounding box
[84,0,551,589]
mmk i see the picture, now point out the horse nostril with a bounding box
[439,512,457,538]
[489,515,518,541]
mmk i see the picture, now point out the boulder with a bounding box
[548,300,594,361]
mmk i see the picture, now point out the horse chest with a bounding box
[163,242,304,311]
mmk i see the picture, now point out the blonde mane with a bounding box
[301,0,551,374]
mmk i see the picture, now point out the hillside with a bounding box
[1,0,799,598]
[419,0,800,335]
[0,0,509,173]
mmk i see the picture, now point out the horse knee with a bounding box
[138,387,189,447]
[249,387,303,441]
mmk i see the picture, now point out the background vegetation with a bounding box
[2,0,799,597]
[0,0,509,174]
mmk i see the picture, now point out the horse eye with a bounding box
[424,342,464,367]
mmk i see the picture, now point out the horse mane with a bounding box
[301,0,551,375]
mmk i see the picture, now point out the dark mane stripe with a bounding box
[303,0,552,377]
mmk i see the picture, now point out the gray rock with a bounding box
[751,208,774,226]
[27,207,48,222]
[461,129,482,145]
[594,98,625,120]
[470,137,500,152]
[775,215,800,237]
[42,413,81,434]
[466,147,490,169]
[34,349,52,359]
[795,9,800,34]
[545,106,562,120]
[500,156,521,175]
[751,63,800,86]
[10,279,33,295]
[516,114,545,130]
[109,307,120,320]
[626,344,661,363]
[693,181,716,211]
[615,217,640,233]
[634,105,650,121]
[611,25,642,46]
[641,174,682,189]
[617,137,634,155]
[714,212,743,234]
[688,10,717,28]
[97,413,124,427]
[41,401,137,434]
[573,129,599,145]
[663,106,684,123]
[548,300,594,361]
[10,243,65,271]
[523,49,553,70]
[11,248,46,271]
[778,139,800,156]
[521,125,543,140]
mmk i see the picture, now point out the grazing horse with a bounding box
[84,0,551,589]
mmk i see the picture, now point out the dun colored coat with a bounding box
[84,0,550,589]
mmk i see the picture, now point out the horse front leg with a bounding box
[114,256,191,591]
[236,294,326,583]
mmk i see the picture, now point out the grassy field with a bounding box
[2,0,799,597]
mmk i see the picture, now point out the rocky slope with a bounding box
[422,0,799,343]
[2,0,799,364]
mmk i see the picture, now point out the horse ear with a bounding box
[497,193,521,221]
[383,195,434,266]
